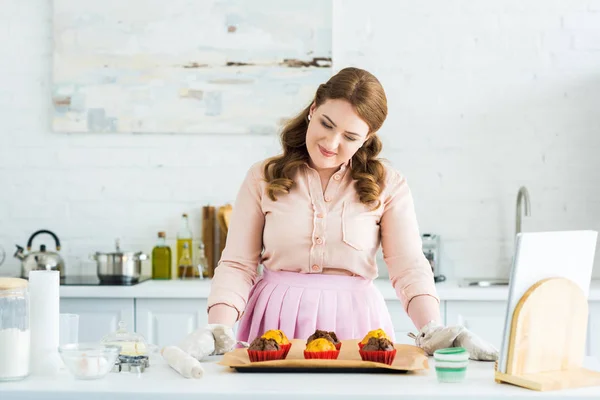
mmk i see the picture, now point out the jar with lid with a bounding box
[0,278,30,381]
[100,321,155,373]
[100,321,149,357]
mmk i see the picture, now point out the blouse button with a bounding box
[316,213,324,218]
[324,196,332,202]
[333,174,341,181]
[316,237,323,245]
[312,265,320,272]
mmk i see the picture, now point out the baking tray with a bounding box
[219,339,429,374]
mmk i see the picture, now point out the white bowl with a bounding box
[58,343,121,380]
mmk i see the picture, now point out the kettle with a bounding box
[14,230,65,279]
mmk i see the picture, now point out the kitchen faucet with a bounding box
[516,186,531,236]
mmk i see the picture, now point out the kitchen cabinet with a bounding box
[386,300,445,345]
[135,299,209,347]
[60,298,134,342]
[445,301,507,351]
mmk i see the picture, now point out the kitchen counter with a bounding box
[2,354,600,399]
[59,278,600,301]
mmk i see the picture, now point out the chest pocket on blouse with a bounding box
[341,201,378,251]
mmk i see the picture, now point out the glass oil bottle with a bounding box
[177,213,196,278]
[152,232,172,280]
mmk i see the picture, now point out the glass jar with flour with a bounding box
[0,278,30,381]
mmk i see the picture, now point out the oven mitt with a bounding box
[177,324,236,360]
[410,321,498,361]
[162,346,204,379]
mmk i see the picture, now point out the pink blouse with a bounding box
[207,158,439,322]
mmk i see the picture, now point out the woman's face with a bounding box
[306,99,370,172]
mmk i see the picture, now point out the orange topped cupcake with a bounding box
[262,329,292,357]
[304,338,340,360]
[359,328,391,349]
[306,329,341,350]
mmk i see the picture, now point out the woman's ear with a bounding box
[309,102,316,118]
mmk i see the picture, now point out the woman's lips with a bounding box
[319,144,336,157]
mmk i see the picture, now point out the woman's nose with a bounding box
[325,134,341,150]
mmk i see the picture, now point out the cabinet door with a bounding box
[136,299,208,347]
[385,300,446,345]
[60,298,135,342]
[445,301,506,351]
[589,302,600,359]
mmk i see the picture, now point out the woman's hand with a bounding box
[177,324,237,360]
[411,321,499,361]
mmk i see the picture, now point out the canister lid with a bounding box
[0,277,28,290]
[433,347,469,361]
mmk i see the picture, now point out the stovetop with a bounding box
[60,276,151,286]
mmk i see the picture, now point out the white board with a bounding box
[498,230,598,373]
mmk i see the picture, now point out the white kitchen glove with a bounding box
[162,346,204,379]
[177,324,236,361]
[411,321,498,361]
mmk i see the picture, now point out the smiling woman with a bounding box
[174,67,499,371]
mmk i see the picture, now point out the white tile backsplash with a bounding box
[1,0,600,280]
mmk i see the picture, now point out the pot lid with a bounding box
[94,238,143,256]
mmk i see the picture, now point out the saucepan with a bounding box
[91,239,148,284]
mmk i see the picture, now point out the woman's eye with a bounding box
[321,121,332,129]
[345,136,357,142]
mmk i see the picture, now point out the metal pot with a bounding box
[91,239,148,284]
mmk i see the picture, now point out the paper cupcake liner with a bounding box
[303,350,340,360]
[280,343,292,358]
[358,342,365,349]
[334,342,342,351]
[359,349,397,365]
[247,348,286,363]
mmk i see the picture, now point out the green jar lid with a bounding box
[433,347,469,361]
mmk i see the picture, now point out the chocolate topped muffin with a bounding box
[248,337,280,351]
[306,329,340,346]
[361,337,394,352]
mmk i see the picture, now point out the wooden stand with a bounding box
[494,277,600,391]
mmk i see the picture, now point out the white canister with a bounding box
[0,278,30,381]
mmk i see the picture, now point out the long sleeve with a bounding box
[207,162,265,321]
[380,170,440,314]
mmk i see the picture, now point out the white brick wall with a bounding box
[1,0,600,281]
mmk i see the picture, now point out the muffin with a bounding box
[303,338,340,360]
[306,329,342,350]
[358,337,397,365]
[247,337,285,362]
[262,329,292,357]
[358,328,391,349]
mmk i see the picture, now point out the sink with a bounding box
[460,279,510,288]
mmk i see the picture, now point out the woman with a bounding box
[178,67,498,362]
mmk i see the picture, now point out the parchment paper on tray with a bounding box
[219,339,429,372]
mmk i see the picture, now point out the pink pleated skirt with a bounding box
[235,268,396,344]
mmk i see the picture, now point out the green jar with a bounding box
[433,347,469,383]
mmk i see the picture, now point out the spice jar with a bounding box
[0,278,30,381]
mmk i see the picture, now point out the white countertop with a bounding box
[58,278,600,301]
[2,354,600,400]
[0,356,600,400]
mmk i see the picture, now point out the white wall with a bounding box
[1,0,600,280]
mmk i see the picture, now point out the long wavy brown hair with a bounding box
[263,67,388,210]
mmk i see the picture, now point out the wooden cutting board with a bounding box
[219,339,429,373]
